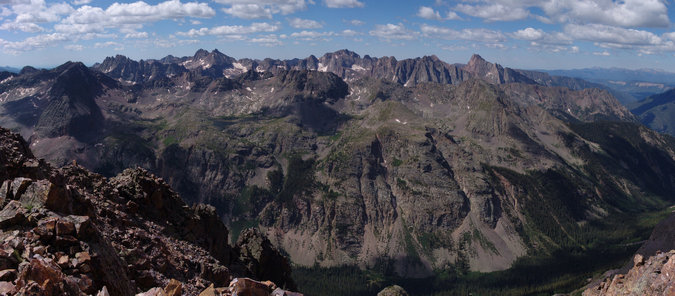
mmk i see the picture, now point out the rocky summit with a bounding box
[0,126,298,295]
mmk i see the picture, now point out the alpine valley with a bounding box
[3,49,675,295]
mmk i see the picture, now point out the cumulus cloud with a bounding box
[593,51,611,56]
[289,30,333,41]
[123,30,149,38]
[341,29,360,36]
[71,0,91,5]
[1,33,70,53]
[287,17,322,29]
[216,0,310,19]
[250,33,283,46]
[417,6,443,21]
[436,43,469,51]
[94,41,120,48]
[64,44,84,50]
[420,24,506,43]
[55,0,215,34]
[176,22,279,37]
[452,0,669,28]
[541,0,669,28]
[454,3,529,22]
[344,19,364,26]
[511,28,573,45]
[370,23,419,41]
[0,21,44,32]
[564,23,662,45]
[324,0,364,8]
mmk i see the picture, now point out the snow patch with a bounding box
[351,64,366,71]
[246,87,252,92]
[0,76,13,84]
[318,63,328,72]
[270,87,274,92]
[232,62,248,72]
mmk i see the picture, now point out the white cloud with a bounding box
[484,43,509,50]
[124,31,149,38]
[420,24,506,43]
[341,29,360,36]
[1,33,70,53]
[0,21,44,32]
[446,11,462,21]
[436,43,469,51]
[10,0,74,24]
[370,23,419,41]
[222,4,272,19]
[324,0,364,8]
[250,33,283,46]
[288,17,322,29]
[64,44,84,50]
[564,23,662,45]
[452,0,669,28]
[289,30,333,40]
[54,0,215,36]
[344,19,364,26]
[176,22,279,37]
[541,0,669,28]
[191,20,201,25]
[71,0,91,5]
[94,41,120,48]
[454,4,529,22]
[526,43,577,53]
[593,51,611,56]
[511,28,573,45]
[216,0,310,19]
[417,6,443,21]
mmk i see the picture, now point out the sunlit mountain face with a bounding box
[3,47,675,294]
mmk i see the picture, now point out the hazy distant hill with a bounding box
[541,67,675,100]
[0,66,20,73]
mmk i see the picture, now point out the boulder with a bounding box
[377,285,409,296]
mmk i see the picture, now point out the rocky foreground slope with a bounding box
[0,126,297,295]
[583,211,675,296]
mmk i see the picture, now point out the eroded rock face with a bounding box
[583,251,675,296]
[0,127,297,295]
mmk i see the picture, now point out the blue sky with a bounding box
[2,0,675,71]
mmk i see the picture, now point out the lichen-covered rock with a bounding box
[377,285,409,296]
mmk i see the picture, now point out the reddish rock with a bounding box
[56,219,76,236]
[0,281,15,294]
[0,200,26,227]
[230,278,270,296]
[11,178,32,199]
[584,250,675,296]
[199,284,216,296]
[139,287,168,296]
[271,288,305,296]
[0,269,16,281]
[14,257,66,296]
[164,279,182,296]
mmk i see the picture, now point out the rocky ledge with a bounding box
[583,251,675,296]
[0,126,299,295]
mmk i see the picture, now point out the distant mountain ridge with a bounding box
[2,49,672,296]
[92,49,637,105]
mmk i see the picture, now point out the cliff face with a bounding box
[0,127,296,295]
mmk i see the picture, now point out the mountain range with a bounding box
[2,49,675,294]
